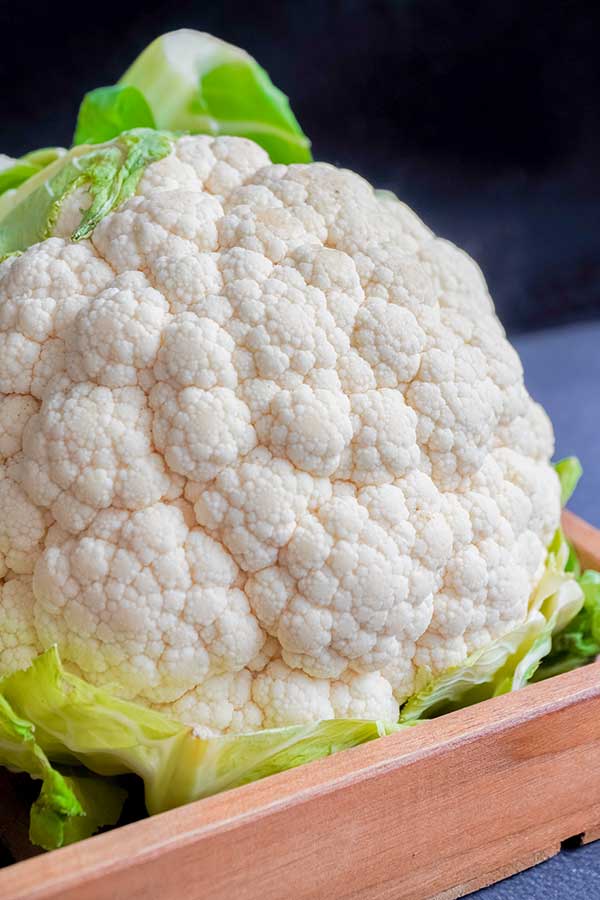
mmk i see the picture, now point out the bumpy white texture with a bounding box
[33,502,264,703]
[0,576,39,673]
[0,135,560,731]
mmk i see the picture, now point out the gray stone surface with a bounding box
[469,320,600,898]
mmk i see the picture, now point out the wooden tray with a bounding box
[1,510,599,900]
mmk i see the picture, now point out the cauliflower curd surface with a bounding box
[0,136,560,733]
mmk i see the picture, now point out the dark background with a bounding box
[2,0,600,333]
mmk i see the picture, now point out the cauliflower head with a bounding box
[0,135,560,734]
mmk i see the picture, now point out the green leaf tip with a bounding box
[533,569,600,681]
[30,771,127,851]
[0,148,66,199]
[555,456,583,507]
[0,673,127,851]
[72,129,173,241]
[0,129,173,259]
[73,85,156,146]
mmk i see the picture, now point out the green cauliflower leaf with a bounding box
[74,30,311,164]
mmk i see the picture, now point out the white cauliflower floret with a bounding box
[0,576,39,673]
[264,386,352,477]
[0,459,51,577]
[165,134,271,199]
[338,390,420,484]
[0,395,40,461]
[32,502,264,701]
[66,271,169,388]
[154,314,237,390]
[0,239,114,398]
[246,492,432,694]
[194,447,325,572]
[354,298,426,389]
[0,134,561,732]
[21,378,173,533]
[150,384,256,484]
[92,190,223,272]
[414,449,559,672]
[156,669,264,736]
[149,254,223,316]
[252,659,399,728]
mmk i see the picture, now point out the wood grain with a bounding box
[0,511,599,900]
[562,509,600,569]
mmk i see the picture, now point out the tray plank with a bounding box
[1,510,599,900]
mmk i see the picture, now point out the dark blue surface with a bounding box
[469,841,600,900]
[515,322,600,528]
[469,321,600,898]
